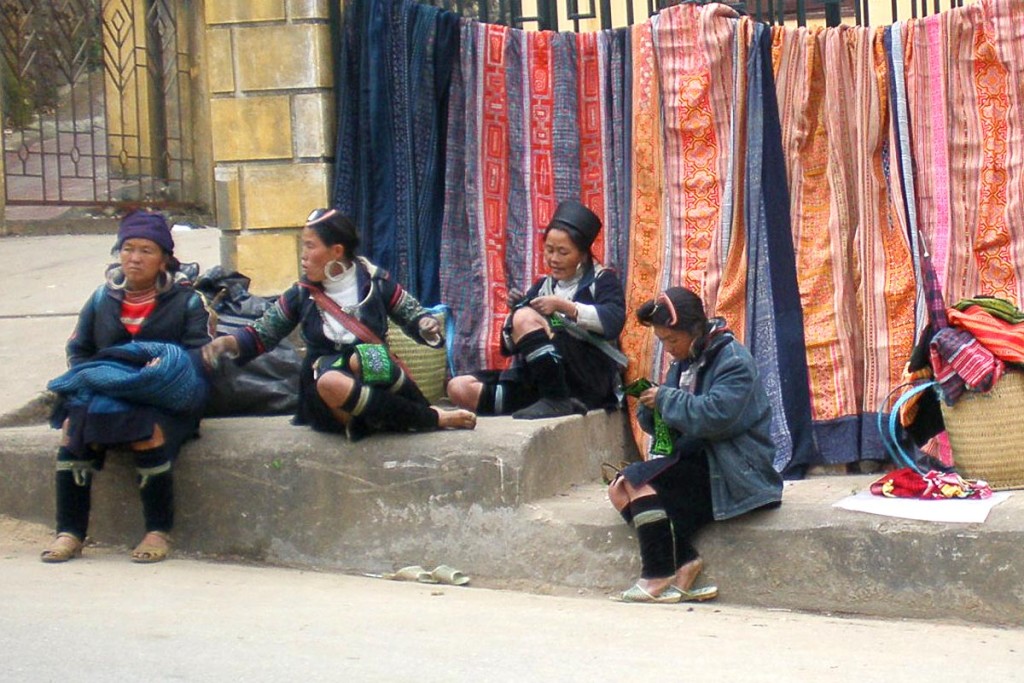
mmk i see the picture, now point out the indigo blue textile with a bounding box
[333,0,459,306]
[743,25,817,476]
[48,341,208,416]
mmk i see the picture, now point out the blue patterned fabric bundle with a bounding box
[48,341,208,415]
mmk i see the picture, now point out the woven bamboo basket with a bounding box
[940,370,1024,490]
[386,312,448,404]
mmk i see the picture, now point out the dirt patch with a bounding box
[0,515,52,551]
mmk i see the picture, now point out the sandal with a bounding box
[130,531,171,563]
[431,564,470,586]
[678,584,719,602]
[611,583,683,604]
[381,565,437,583]
[40,533,83,563]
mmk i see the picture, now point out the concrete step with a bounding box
[0,410,634,558]
[3,414,1022,626]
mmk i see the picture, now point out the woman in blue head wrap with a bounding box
[41,210,212,564]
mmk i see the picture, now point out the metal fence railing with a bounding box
[420,0,973,31]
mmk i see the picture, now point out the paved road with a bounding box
[2,517,1021,683]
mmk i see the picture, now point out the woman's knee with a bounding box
[607,477,632,511]
[509,307,547,339]
[316,371,356,405]
[446,375,481,411]
[130,423,165,450]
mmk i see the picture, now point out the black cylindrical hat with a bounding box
[548,200,601,250]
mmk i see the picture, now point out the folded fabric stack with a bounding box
[928,297,1024,406]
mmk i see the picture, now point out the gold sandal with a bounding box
[40,533,84,563]
[130,531,171,563]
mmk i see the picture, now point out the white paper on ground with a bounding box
[832,491,1012,524]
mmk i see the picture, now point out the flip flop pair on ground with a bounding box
[369,564,471,586]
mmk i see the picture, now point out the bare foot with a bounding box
[434,408,477,430]
[130,531,171,563]
[673,557,704,591]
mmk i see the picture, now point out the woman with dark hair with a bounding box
[447,199,626,419]
[608,286,782,603]
[202,208,476,440]
[41,210,212,563]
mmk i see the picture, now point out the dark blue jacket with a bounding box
[67,276,211,367]
[233,257,435,363]
[524,263,626,342]
[639,327,782,520]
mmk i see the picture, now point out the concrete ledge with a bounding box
[4,415,1023,626]
[0,410,634,558]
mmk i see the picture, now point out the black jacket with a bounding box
[67,277,212,367]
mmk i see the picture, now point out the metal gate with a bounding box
[423,0,970,30]
[0,0,195,212]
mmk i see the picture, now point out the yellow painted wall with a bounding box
[205,0,336,295]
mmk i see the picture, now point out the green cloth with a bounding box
[651,411,674,456]
[355,344,394,385]
[953,297,1024,324]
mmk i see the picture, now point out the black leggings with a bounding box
[649,452,715,567]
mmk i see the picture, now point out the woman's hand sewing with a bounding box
[638,386,658,410]
[529,295,571,318]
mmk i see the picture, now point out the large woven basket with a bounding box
[386,310,448,404]
[941,370,1024,490]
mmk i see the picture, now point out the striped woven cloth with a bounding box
[947,304,1024,364]
[441,19,632,373]
[335,0,1024,470]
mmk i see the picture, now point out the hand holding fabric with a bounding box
[638,386,658,409]
[418,315,443,346]
[529,295,570,318]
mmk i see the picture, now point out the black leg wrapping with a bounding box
[672,526,701,568]
[139,471,174,533]
[618,505,634,526]
[517,329,570,400]
[338,378,366,414]
[631,495,676,579]
[135,447,174,533]
[356,385,439,435]
[55,470,91,540]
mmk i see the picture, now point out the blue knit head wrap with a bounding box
[116,210,174,255]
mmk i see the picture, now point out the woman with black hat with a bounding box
[41,210,212,564]
[607,286,782,603]
[447,199,626,419]
[202,208,476,441]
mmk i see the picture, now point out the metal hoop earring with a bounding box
[106,268,127,290]
[155,270,172,292]
[324,259,348,283]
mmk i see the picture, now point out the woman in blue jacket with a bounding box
[447,200,626,419]
[608,286,782,603]
[41,210,211,564]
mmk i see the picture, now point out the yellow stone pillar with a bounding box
[204,0,336,295]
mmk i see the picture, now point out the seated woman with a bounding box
[202,208,476,441]
[447,200,626,419]
[608,287,782,603]
[41,210,212,563]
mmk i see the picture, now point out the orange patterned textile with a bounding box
[654,4,725,307]
[772,22,917,462]
[620,21,665,449]
[906,0,1024,307]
